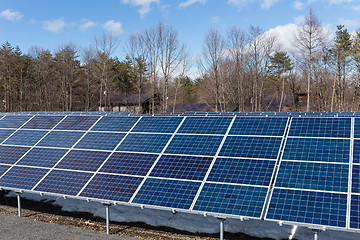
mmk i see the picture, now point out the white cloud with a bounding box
[338,18,359,28]
[0,9,23,21]
[211,16,220,24]
[327,0,353,4]
[227,0,279,9]
[265,23,299,52]
[293,0,304,10]
[43,18,66,33]
[79,20,97,32]
[121,0,160,17]
[294,15,305,25]
[353,5,360,12]
[102,20,124,35]
[179,0,206,9]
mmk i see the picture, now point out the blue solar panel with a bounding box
[131,117,183,133]
[0,115,32,128]
[3,130,48,146]
[74,132,125,151]
[351,165,360,193]
[283,138,350,163]
[354,118,360,138]
[350,195,360,229]
[193,183,268,218]
[21,116,64,130]
[0,129,15,142]
[266,188,347,227]
[17,148,68,168]
[100,152,158,176]
[55,116,100,130]
[117,133,171,153]
[276,161,348,192]
[34,170,92,195]
[353,140,360,164]
[37,131,84,148]
[219,136,282,159]
[177,117,232,134]
[229,117,287,136]
[0,166,48,190]
[150,155,213,180]
[80,174,143,202]
[55,150,110,172]
[0,164,9,175]
[91,116,140,132]
[207,158,275,186]
[0,146,30,164]
[165,135,223,156]
[133,178,201,209]
[289,118,351,138]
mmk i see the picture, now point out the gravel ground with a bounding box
[0,190,275,240]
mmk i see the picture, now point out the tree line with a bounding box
[1,9,360,113]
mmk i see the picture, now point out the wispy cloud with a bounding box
[327,0,353,4]
[121,0,160,17]
[102,20,124,35]
[79,20,97,32]
[43,18,66,33]
[227,0,279,10]
[179,0,206,9]
[338,17,359,28]
[353,5,360,12]
[0,9,23,21]
[293,0,304,10]
[294,15,305,25]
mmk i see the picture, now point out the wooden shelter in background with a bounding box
[99,94,161,114]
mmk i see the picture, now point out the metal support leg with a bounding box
[16,192,21,217]
[104,203,111,235]
[217,218,226,240]
[314,231,318,240]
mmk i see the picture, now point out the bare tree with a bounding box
[293,8,326,112]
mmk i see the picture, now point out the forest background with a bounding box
[1,9,360,114]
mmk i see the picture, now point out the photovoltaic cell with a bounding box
[0,115,32,129]
[207,158,275,186]
[131,117,183,133]
[289,118,351,138]
[354,118,360,139]
[193,183,268,218]
[133,178,201,209]
[35,170,92,195]
[55,150,110,172]
[150,155,213,181]
[3,130,48,146]
[37,131,84,148]
[266,188,347,227]
[0,146,30,164]
[177,117,232,135]
[283,138,350,163]
[0,166,48,190]
[229,117,287,136]
[117,133,171,153]
[165,135,223,156]
[352,140,360,164]
[16,148,68,168]
[75,132,125,151]
[276,161,349,192]
[0,129,15,142]
[100,152,158,176]
[21,116,64,130]
[219,136,282,159]
[91,116,140,132]
[80,174,143,202]
[55,116,100,130]
[350,195,360,229]
[0,164,9,175]
[351,165,360,193]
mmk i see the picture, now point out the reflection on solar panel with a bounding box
[1,112,360,234]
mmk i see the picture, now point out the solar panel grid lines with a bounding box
[30,116,104,192]
[189,116,236,211]
[347,117,355,229]
[0,115,36,145]
[128,116,187,205]
[75,116,144,198]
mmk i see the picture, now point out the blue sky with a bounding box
[0,0,360,58]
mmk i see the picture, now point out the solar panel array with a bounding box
[0,112,359,232]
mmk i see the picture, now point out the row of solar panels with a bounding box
[0,114,359,232]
